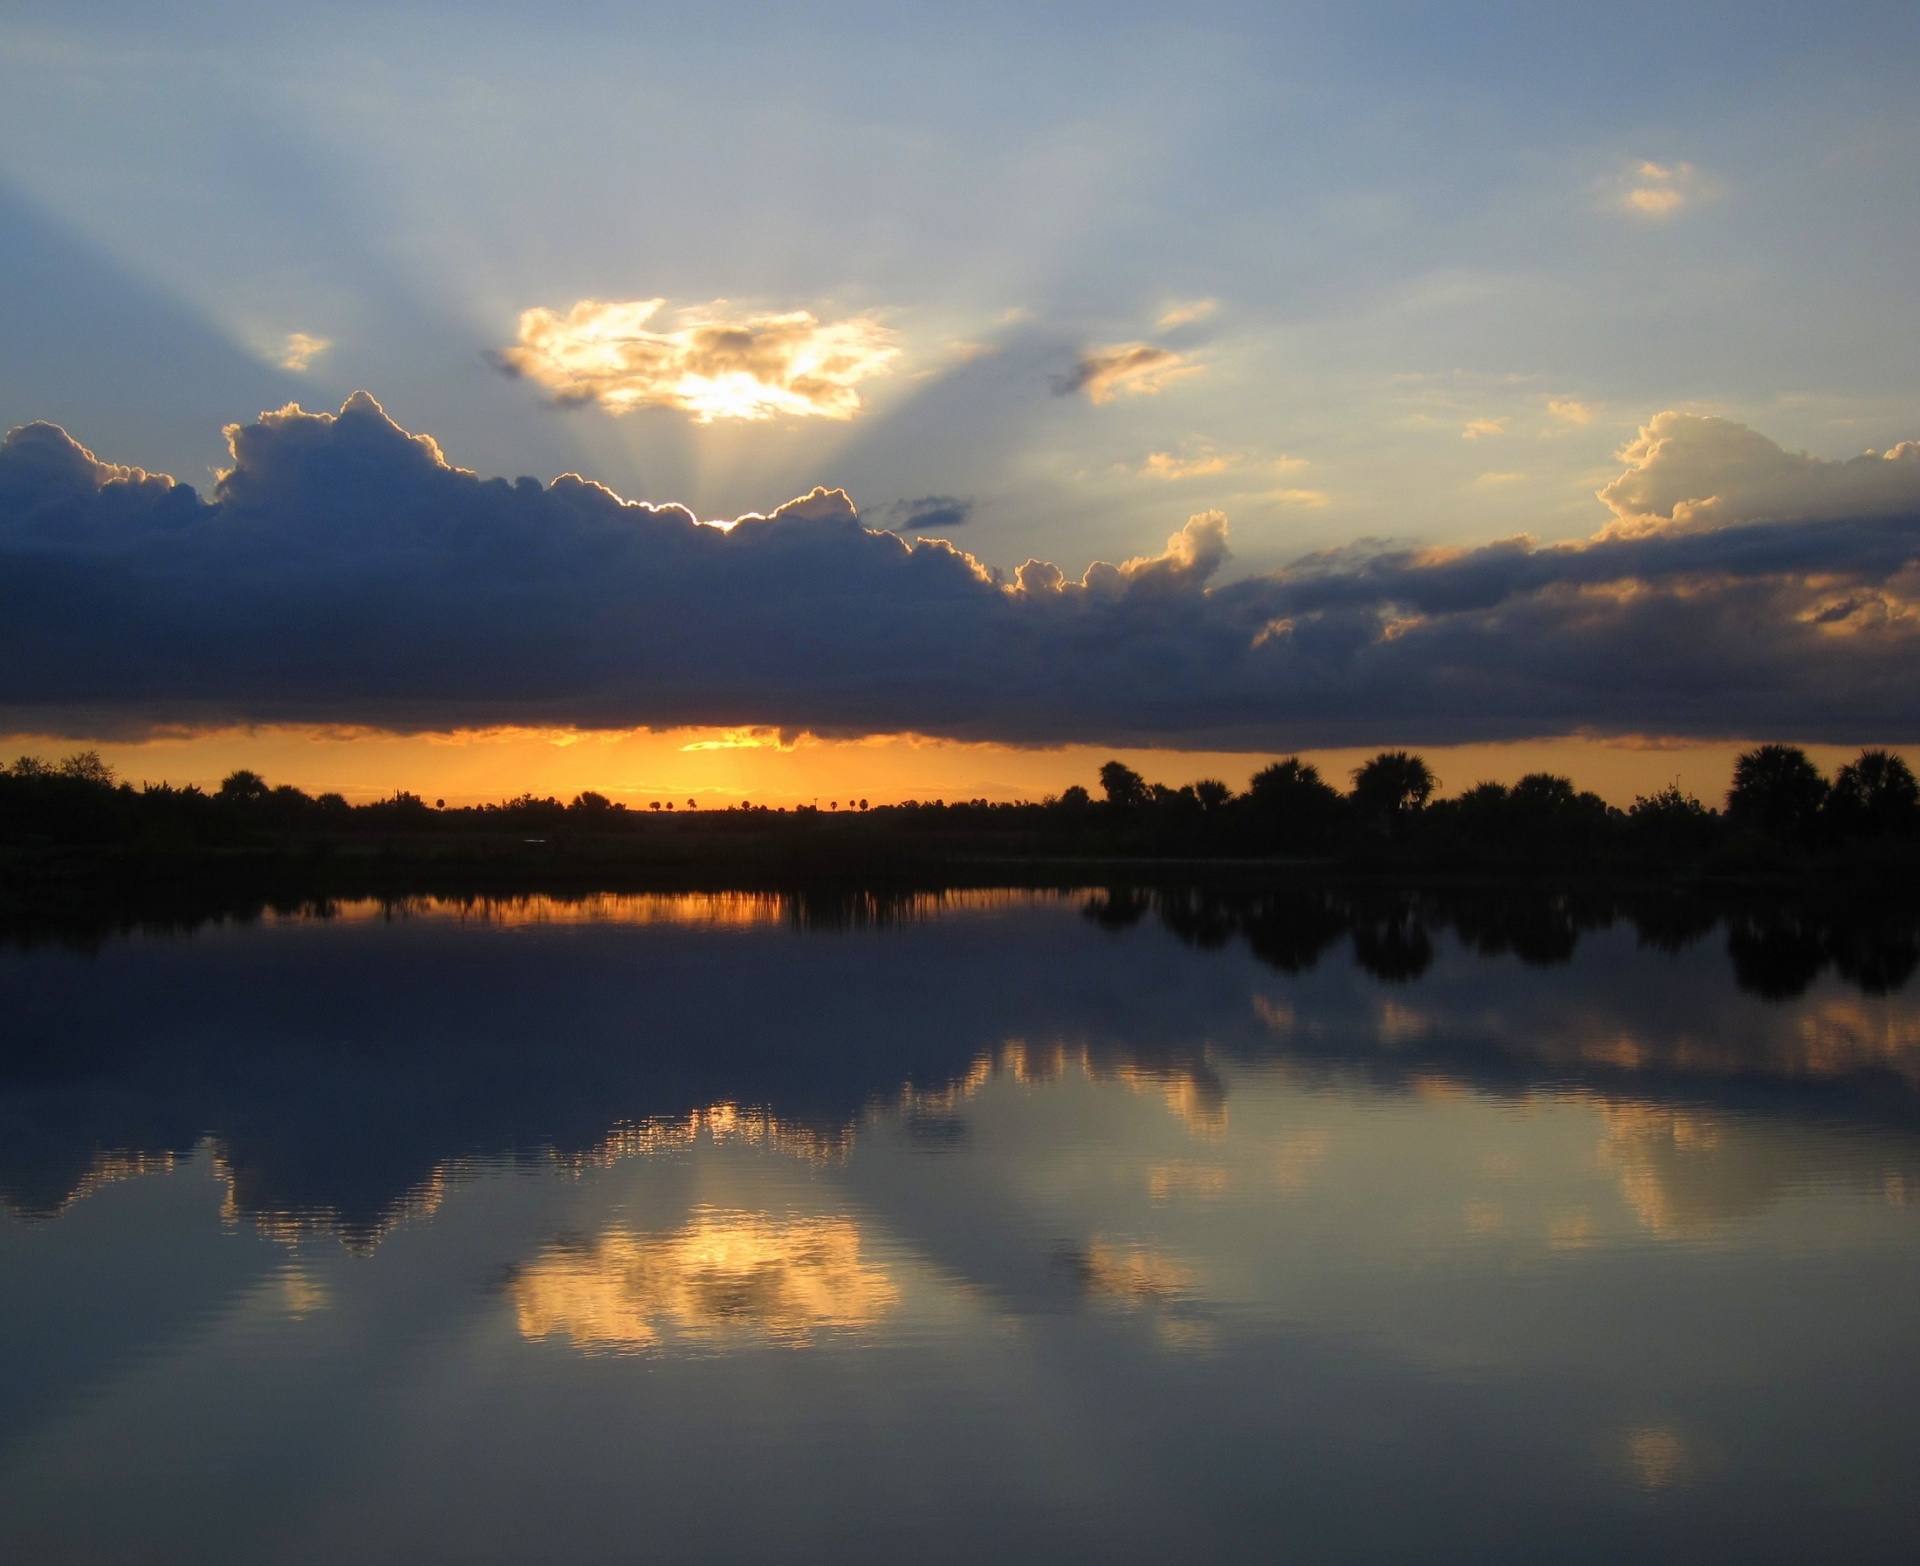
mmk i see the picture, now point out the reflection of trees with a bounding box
[1826,921,1920,997]
[1727,912,1829,1000]
[1133,885,1920,1003]
[1083,886,1152,930]
[1349,912,1434,983]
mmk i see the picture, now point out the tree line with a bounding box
[2,742,1915,871]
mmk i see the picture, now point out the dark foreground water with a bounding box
[4,886,1920,1564]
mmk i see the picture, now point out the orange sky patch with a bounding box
[4,725,1913,811]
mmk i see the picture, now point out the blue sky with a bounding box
[5,1,1917,572]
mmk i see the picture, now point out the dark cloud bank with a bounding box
[3,393,1919,747]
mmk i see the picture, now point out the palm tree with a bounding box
[1351,751,1436,833]
[1098,760,1148,808]
[1828,749,1920,838]
[1727,745,1828,840]
[1246,757,1342,850]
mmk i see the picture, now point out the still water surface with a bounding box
[4,887,1919,1563]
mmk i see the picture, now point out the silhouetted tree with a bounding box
[218,769,270,803]
[1098,760,1148,808]
[1508,772,1577,814]
[1194,779,1231,813]
[1826,749,1920,839]
[1627,783,1718,858]
[1727,745,1828,842]
[1350,751,1436,834]
[1245,757,1342,850]
[57,751,115,786]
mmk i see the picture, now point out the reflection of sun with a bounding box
[511,1208,898,1354]
[277,1266,330,1317]
[1625,1426,1688,1489]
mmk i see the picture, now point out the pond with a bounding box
[3,886,1918,1563]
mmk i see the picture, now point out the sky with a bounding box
[3,1,1919,803]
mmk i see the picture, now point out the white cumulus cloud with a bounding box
[1618,160,1705,218]
[1599,412,1920,535]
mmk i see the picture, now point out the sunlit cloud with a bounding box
[280,333,331,372]
[1619,160,1702,218]
[498,297,898,422]
[1598,410,1920,535]
[1264,487,1331,507]
[1475,471,1523,485]
[1139,450,1309,482]
[510,1209,899,1353]
[1462,418,1508,440]
[1156,298,1218,330]
[1054,343,1203,404]
[1142,450,1231,480]
[1548,398,1595,426]
[679,727,801,752]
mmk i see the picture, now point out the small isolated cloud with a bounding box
[1475,471,1524,486]
[1054,344,1202,404]
[280,333,331,372]
[1599,412,1920,535]
[1620,161,1701,218]
[1265,487,1330,508]
[1142,451,1231,480]
[1156,299,1218,330]
[1141,450,1309,482]
[887,494,974,531]
[1548,399,1594,426]
[1463,418,1508,440]
[497,298,897,422]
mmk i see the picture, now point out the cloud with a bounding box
[1462,418,1508,440]
[1598,412,1920,536]
[886,494,973,531]
[1619,160,1702,218]
[497,297,897,422]
[1053,344,1202,404]
[5,393,1920,749]
[1141,451,1230,480]
[1156,299,1217,330]
[1475,471,1523,486]
[280,333,331,372]
[1140,451,1308,482]
[1548,399,1594,426]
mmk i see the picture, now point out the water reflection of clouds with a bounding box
[511,1209,898,1354]
[1063,1238,1215,1352]
[11,889,1920,1260]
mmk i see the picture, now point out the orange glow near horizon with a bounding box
[3,723,1914,811]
